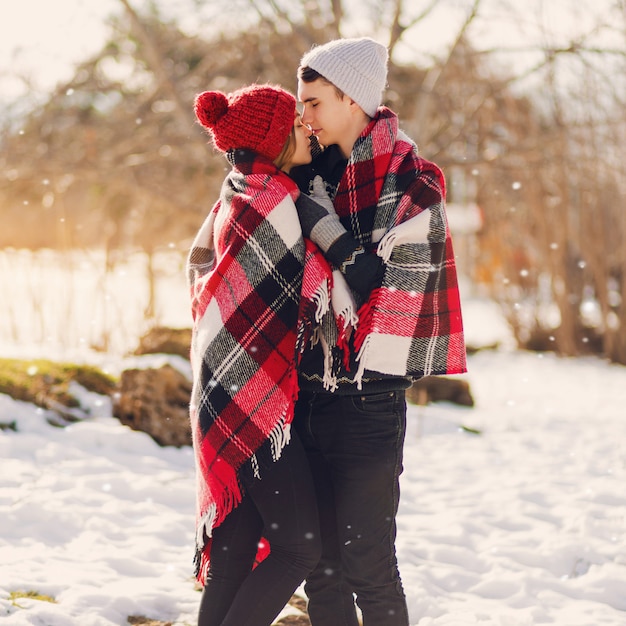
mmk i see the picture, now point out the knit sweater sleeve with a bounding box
[295,193,384,300]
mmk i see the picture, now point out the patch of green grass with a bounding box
[8,590,57,607]
[460,424,482,435]
[0,358,117,413]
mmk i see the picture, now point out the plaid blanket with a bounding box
[329,107,467,385]
[186,150,343,584]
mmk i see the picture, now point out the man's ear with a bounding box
[347,98,369,121]
[347,98,361,114]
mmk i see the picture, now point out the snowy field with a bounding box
[1,250,625,625]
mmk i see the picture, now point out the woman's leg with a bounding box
[197,496,263,626]
[199,432,321,626]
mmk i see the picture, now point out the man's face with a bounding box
[297,78,352,149]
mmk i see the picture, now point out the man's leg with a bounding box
[294,393,360,626]
[330,391,409,626]
[294,390,409,626]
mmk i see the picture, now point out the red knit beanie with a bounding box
[194,84,297,161]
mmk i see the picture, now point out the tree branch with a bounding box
[118,0,197,133]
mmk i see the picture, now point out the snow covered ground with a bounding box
[398,349,625,626]
[1,253,625,625]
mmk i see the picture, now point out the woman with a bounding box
[187,84,345,626]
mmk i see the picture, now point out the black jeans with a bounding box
[293,390,409,626]
[197,431,321,626]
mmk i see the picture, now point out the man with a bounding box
[290,37,467,626]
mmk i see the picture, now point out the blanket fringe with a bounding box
[318,334,338,392]
[193,505,217,584]
[377,230,399,263]
[250,453,260,479]
[269,420,292,461]
[354,334,370,391]
[331,270,358,330]
[354,292,376,354]
[313,281,330,322]
[353,293,379,390]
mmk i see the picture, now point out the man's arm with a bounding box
[295,189,383,301]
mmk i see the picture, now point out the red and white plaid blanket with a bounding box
[331,108,467,384]
[186,150,347,584]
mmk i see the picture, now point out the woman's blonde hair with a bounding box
[273,124,297,171]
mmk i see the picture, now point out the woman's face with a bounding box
[282,115,313,172]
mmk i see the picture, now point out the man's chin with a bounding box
[317,135,332,149]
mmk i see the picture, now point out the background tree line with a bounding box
[1,0,625,363]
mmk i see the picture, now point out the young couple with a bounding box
[187,37,467,626]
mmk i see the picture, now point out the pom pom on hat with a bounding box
[194,84,296,162]
[194,91,228,127]
[300,37,388,118]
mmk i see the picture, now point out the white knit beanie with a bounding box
[299,37,388,118]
